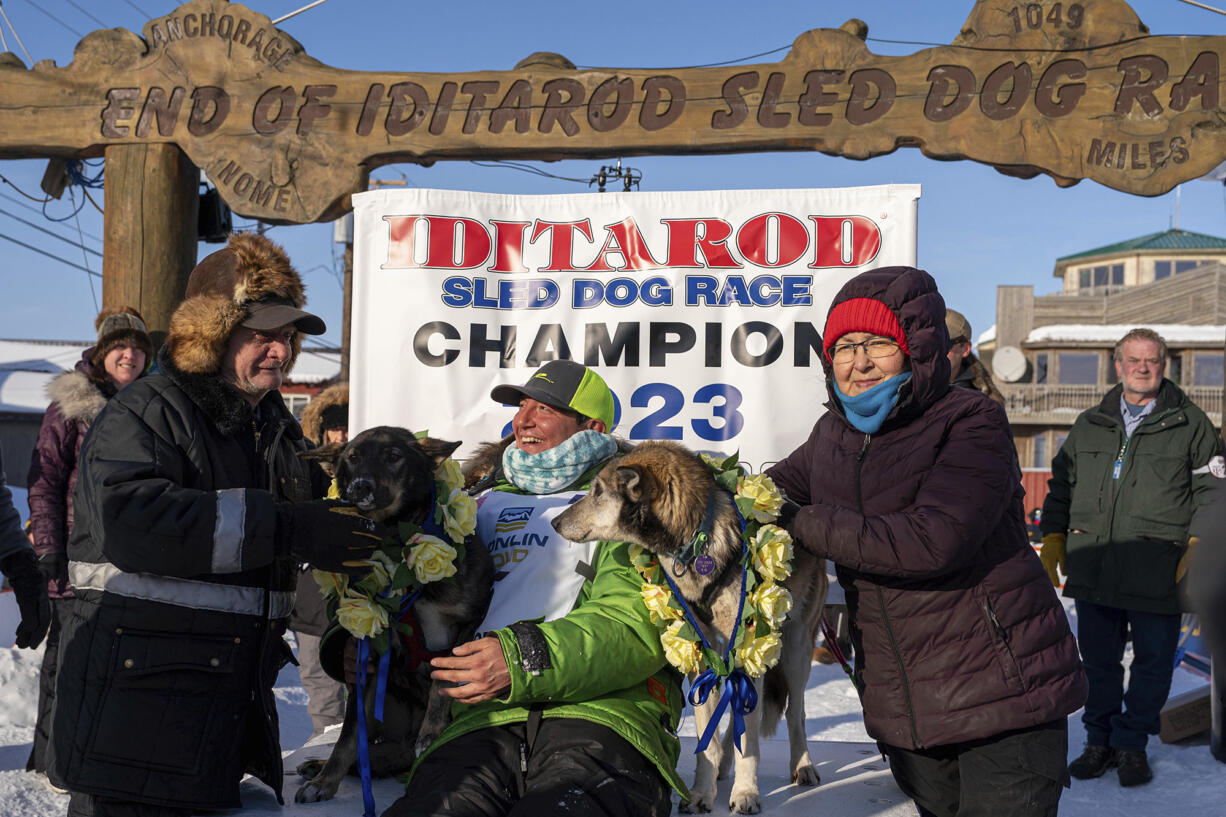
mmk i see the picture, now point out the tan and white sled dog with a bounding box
[552,440,827,815]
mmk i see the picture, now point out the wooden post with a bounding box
[340,239,353,382]
[103,144,199,349]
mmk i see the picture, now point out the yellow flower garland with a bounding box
[629,453,794,679]
[314,456,475,653]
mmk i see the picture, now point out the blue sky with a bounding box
[1,0,1224,351]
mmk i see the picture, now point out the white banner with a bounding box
[350,185,919,471]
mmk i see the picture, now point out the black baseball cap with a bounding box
[241,296,326,335]
[490,360,615,430]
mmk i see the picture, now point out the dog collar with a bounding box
[672,488,721,577]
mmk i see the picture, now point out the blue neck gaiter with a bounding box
[834,373,913,434]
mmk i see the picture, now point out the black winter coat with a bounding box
[49,348,323,810]
[767,266,1086,751]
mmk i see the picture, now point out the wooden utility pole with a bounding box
[101,144,199,344]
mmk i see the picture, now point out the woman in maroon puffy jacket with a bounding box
[25,306,151,777]
[767,267,1086,817]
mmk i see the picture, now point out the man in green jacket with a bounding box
[1040,328,1225,787]
[382,359,686,817]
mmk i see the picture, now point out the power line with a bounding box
[0,203,103,256]
[273,0,329,25]
[0,2,33,65]
[0,190,103,245]
[0,173,51,204]
[70,187,100,311]
[470,160,589,184]
[0,228,101,276]
[64,0,107,28]
[15,0,83,39]
[121,0,151,18]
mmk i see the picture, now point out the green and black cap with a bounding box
[491,359,615,431]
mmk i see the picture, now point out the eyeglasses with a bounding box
[829,338,900,364]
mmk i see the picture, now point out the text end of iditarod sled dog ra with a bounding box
[294,426,494,803]
[553,440,827,814]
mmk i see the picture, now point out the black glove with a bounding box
[37,552,68,586]
[1,549,52,649]
[776,497,802,531]
[277,500,386,574]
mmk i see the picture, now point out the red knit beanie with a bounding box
[823,297,910,360]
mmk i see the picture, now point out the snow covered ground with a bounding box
[2,595,1223,816]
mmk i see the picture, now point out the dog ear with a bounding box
[416,436,463,466]
[614,465,646,503]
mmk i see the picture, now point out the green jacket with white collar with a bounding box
[1041,379,1224,614]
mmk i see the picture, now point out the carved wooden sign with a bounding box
[0,0,1221,224]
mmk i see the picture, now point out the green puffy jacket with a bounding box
[408,475,689,798]
[1041,380,1224,614]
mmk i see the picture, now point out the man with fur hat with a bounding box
[48,233,385,817]
[25,306,152,780]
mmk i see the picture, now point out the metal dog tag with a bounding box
[694,554,716,575]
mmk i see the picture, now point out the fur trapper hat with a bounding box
[300,382,349,445]
[89,306,153,370]
[165,232,325,375]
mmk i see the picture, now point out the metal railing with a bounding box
[999,383,1222,425]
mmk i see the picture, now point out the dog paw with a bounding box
[295,759,325,778]
[294,780,340,803]
[681,790,715,809]
[728,787,762,814]
[794,763,821,786]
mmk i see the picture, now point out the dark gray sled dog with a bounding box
[295,426,493,803]
[552,440,827,815]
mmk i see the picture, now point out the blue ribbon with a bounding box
[354,587,425,817]
[660,496,760,755]
[353,638,377,817]
[689,669,759,754]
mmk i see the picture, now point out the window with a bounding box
[1155,260,1172,280]
[1176,260,1200,275]
[1034,353,1048,384]
[283,394,310,419]
[1168,353,1182,385]
[1111,264,1124,286]
[1078,268,1091,289]
[1055,433,1068,454]
[1093,266,1109,287]
[1033,434,1047,469]
[1106,358,1119,384]
[1193,353,1224,387]
[1057,353,1099,384]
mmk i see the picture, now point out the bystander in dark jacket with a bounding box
[1041,328,1223,786]
[48,233,381,817]
[25,306,152,777]
[768,266,1085,817]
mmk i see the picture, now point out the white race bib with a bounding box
[475,489,598,636]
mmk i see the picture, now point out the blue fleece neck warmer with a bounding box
[834,373,913,434]
[501,429,618,494]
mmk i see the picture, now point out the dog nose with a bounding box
[347,477,374,503]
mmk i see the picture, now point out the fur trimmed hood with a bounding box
[166,232,310,377]
[46,369,109,426]
[300,382,349,445]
